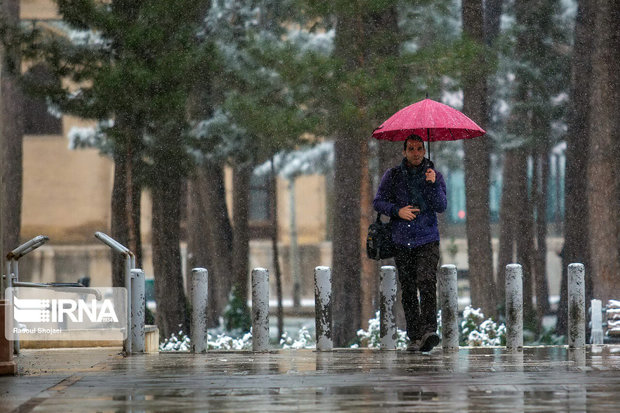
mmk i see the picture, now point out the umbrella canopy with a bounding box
[372,98,485,142]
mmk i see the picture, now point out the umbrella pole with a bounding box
[425,94,431,160]
[427,128,431,160]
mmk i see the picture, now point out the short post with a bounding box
[0,300,16,375]
[568,263,586,348]
[438,264,459,350]
[130,269,146,353]
[506,264,523,350]
[124,255,133,354]
[314,266,333,351]
[191,268,209,353]
[252,268,269,352]
[379,266,397,350]
[590,299,604,345]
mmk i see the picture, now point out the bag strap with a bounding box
[375,166,400,222]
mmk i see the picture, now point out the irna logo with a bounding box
[13,296,119,323]
[5,287,127,341]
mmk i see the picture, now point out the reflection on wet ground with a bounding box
[2,346,620,411]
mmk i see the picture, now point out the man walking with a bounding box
[373,134,447,351]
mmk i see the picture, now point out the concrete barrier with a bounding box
[438,265,459,350]
[568,263,585,348]
[252,268,269,352]
[506,264,523,350]
[314,266,333,351]
[379,266,397,350]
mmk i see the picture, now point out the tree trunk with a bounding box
[360,137,377,329]
[331,4,400,345]
[462,0,496,318]
[195,161,234,327]
[232,163,251,306]
[125,149,142,268]
[288,178,302,309]
[332,132,362,347]
[515,152,539,332]
[186,175,208,297]
[111,151,129,288]
[484,0,504,307]
[558,0,594,335]
[152,177,188,339]
[0,126,2,265]
[496,151,520,308]
[111,145,141,288]
[0,0,23,256]
[587,0,620,303]
[270,159,284,340]
[533,149,550,317]
[484,0,503,46]
[331,12,364,347]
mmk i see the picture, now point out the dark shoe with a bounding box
[407,340,421,352]
[419,332,440,352]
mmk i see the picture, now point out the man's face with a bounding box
[403,139,425,166]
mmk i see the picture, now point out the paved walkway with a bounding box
[2,345,620,412]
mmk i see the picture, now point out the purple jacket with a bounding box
[373,158,447,248]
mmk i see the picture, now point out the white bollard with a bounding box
[124,255,133,354]
[252,268,270,352]
[191,268,209,353]
[438,265,459,350]
[314,266,333,351]
[568,263,586,348]
[130,269,146,353]
[506,264,523,350]
[590,299,604,345]
[379,266,397,350]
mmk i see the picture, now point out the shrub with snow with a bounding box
[459,306,506,347]
[280,326,315,349]
[354,311,409,350]
[160,330,191,352]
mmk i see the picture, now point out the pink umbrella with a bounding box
[372,98,485,157]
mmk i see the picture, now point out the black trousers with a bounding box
[394,241,440,341]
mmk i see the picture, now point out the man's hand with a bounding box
[425,168,436,184]
[398,205,421,221]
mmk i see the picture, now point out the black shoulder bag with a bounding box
[366,167,398,260]
[366,213,395,260]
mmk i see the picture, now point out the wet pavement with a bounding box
[2,346,620,412]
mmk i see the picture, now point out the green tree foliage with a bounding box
[9,0,214,338]
[15,0,212,178]
[193,1,321,164]
[492,0,573,147]
[223,286,252,333]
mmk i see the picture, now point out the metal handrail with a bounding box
[3,235,51,298]
[6,235,49,260]
[94,231,135,353]
[94,232,130,255]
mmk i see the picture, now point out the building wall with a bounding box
[21,134,113,243]
[277,175,327,245]
[21,0,59,20]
